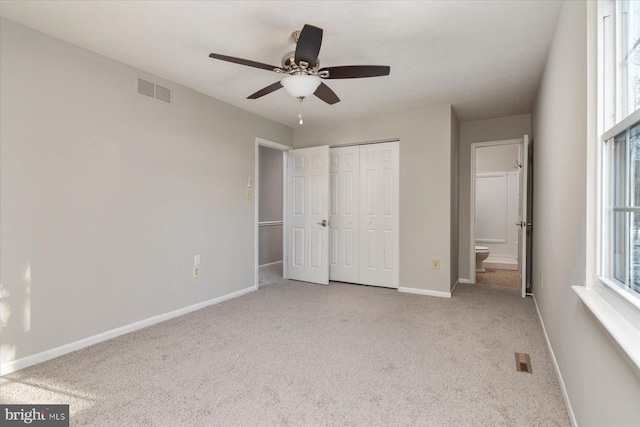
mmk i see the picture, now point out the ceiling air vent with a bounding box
[137,78,171,104]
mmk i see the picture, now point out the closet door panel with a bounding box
[383,229,394,271]
[287,146,330,285]
[359,142,399,288]
[329,142,398,288]
[380,145,396,276]
[329,146,360,283]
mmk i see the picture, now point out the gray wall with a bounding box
[258,145,283,265]
[259,146,283,222]
[0,19,292,365]
[458,114,531,281]
[531,1,640,426]
[293,105,455,294]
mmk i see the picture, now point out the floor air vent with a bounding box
[515,353,532,373]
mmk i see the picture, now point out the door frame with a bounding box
[469,138,523,285]
[254,137,292,289]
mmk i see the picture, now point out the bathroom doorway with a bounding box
[470,138,529,295]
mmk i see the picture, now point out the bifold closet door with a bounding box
[328,141,399,288]
[329,146,360,283]
[359,142,399,288]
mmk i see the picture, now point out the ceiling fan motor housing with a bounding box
[281,51,320,73]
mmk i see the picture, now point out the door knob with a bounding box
[318,219,328,227]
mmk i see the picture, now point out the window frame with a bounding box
[576,0,640,377]
[597,0,640,310]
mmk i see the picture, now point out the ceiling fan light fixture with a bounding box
[281,75,321,98]
[209,24,389,105]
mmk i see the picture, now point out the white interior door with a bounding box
[287,146,330,285]
[329,146,360,283]
[517,135,530,297]
[359,141,399,288]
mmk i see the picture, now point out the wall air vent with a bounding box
[137,78,171,104]
[137,78,155,98]
[155,85,171,103]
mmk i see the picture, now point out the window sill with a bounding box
[572,285,640,377]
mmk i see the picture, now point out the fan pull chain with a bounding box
[298,96,304,125]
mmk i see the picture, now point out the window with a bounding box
[605,124,640,295]
[601,0,640,304]
[617,1,640,119]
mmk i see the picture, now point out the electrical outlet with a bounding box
[193,266,200,278]
[540,272,543,288]
[432,258,440,270]
[194,255,200,266]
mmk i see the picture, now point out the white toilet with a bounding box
[475,246,491,273]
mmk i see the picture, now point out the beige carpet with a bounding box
[1,273,569,426]
[476,268,518,288]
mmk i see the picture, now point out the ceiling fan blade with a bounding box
[314,82,340,105]
[209,53,279,72]
[319,65,390,79]
[247,81,283,99]
[295,24,323,66]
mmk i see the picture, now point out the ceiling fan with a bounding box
[209,24,390,105]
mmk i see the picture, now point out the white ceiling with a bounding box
[0,0,562,129]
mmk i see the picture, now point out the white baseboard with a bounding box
[458,279,473,284]
[398,287,451,298]
[258,260,283,268]
[484,261,518,271]
[1,285,257,376]
[484,256,518,270]
[533,295,577,427]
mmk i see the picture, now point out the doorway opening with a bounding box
[255,138,291,289]
[470,138,529,296]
